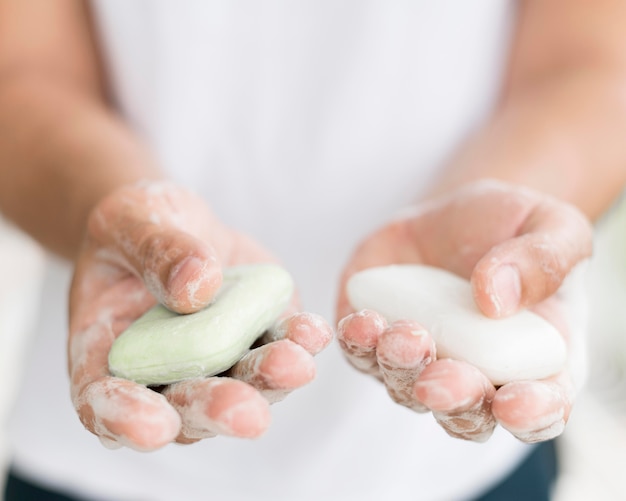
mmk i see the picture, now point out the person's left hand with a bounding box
[336,179,592,443]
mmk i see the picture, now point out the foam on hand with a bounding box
[346,264,566,385]
[108,263,294,385]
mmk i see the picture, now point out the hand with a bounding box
[69,181,333,450]
[336,179,592,443]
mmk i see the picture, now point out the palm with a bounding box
[337,180,592,442]
[68,182,331,450]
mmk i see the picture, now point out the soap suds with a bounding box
[433,404,496,443]
[174,390,220,440]
[337,310,388,376]
[143,268,167,306]
[415,376,476,411]
[230,340,315,393]
[78,377,180,451]
[148,212,162,226]
[265,312,333,355]
[512,419,565,443]
[530,234,564,287]
[166,254,218,311]
[69,321,115,392]
[166,378,269,439]
[494,380,570,442]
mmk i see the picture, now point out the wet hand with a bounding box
[69,181,333,450]
[337,180,592,443]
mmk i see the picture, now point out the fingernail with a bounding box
[168,256,204,292]
[490,265,521,316]
[168,256,221,310]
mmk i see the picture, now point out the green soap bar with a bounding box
[108,263,294,385]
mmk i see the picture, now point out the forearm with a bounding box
[0,75,162,259]
[426,0,626,221]
[426,67,626,221]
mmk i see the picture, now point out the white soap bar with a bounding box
[109,263,294,385]
[347,265,566,385]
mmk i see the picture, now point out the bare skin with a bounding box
[0,2,332,450]
[70,182,333,448]
[1,0,626,450]
[334,0,626,443]
[337,181,591,442]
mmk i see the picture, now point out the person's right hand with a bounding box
[68,181,333,451]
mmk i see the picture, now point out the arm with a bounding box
[0,0,332,450]
[0,0,161,259]
[427,0,626,219]
[337,0,626,443]
[424,0,626,319]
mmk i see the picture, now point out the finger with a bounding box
[87,183,223,314]
[472,199,593,318]
[228,340,316,403]
[73,377,181,451]
[163,377,271,441]
[262,312,334,355]
[492,372,573,443]
[70,263,184,451]
[414,359,497,442]
[376,320,435,413]
[69,300,181,451]
[336,309,388,377]
[109,227,221,315]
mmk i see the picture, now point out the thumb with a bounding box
[87,183,223,314]
[471,198,593,318]
[130,228,222,314]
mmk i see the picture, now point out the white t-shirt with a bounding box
[8,2,537,500]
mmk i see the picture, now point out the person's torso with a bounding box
[8,2,536,500]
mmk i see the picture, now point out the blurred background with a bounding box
[0,198,625,500]
[553,194,626,501]
[0,216,44,495]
